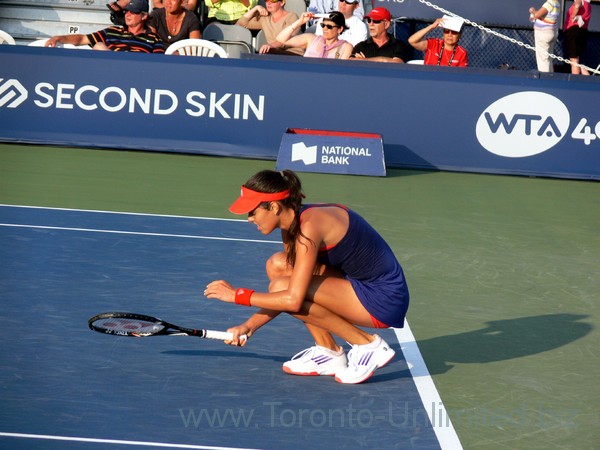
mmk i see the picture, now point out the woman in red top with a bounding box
[408,16,468,67]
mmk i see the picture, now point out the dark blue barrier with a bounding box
[0,46,599,180]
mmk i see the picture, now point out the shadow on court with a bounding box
[418,314,592,374]
[163,349,289,363]
[163,343,413,383]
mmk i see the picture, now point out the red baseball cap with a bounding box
[365,7,391,22]
[229,186,290,214]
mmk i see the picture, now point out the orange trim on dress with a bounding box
[370,315,390,329]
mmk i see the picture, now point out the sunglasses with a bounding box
[339,0,357,3]
[443,29,460,35]
[365,18,384,24]
[320,23,339,29]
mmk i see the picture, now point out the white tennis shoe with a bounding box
[283,345,348,376]
[334,335,395,384]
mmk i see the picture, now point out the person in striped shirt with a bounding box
[46,0,164,54]
[529,0,561,72]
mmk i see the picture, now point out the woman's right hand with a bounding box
[299,12,314,26]
[225,323,252,346]
[432,17,444,29]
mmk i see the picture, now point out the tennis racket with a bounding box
[88,312,245,341]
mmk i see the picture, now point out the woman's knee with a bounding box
[266,252,292,280]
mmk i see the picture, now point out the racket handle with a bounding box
[204,330,248,342]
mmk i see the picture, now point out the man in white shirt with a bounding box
[309,0,364,19]
[315,0,367,46]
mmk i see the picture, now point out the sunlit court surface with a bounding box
[0,205,454,449]
[0,144,598,450]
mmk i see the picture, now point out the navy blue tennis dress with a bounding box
[300,204,409,328]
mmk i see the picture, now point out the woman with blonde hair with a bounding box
[237,0,302,55]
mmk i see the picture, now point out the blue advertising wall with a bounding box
[1,45,599,180]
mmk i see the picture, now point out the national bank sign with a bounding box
[276,128,386,177]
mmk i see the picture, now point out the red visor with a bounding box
[229,186,290,214]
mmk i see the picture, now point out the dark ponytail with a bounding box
[243,169,307,266]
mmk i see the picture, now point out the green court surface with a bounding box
[1,143,598,450]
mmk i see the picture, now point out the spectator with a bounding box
[148,0,201,46]
[563,0,592,75]
[153,0,198,11]
[529,0,561,72]
[308,0,364,20]
[110,0,198,15]
[351,7,410,62]
[315,0,367,47]
[274,11,353,59]
[107,0,131,25]
[204,0,258,24]
[107,0,130,12]
[46,0,164,53]
[236,0,303,55]
[408,16,468,67]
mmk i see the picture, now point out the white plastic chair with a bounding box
[202,23,253,58]
[0,29,16,45]
[27,38,77,49]
[165,38,228,57]
[255,29,268,52]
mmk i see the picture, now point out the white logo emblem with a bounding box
[476,91,570,158]
[0,78,28,108]
[291,142,317,165]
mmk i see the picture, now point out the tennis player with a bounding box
[204,170,409,384]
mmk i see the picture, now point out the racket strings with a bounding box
[93,318,164,335]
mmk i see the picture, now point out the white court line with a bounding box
[394,323,463,450]
[0,204,247,222]
[0,432,259,450]
[0,223,282,245]
[1,205,462,449]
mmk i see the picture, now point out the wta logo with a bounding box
[476,91,570,158]
[0,78,28,108]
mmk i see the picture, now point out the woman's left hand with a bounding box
[204,280,236,303]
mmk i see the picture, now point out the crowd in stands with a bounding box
[39,0,593,74]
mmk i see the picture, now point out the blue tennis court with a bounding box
[0,205,459,450]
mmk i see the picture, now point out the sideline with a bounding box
[395,323,463,450]
[0,432,258,450]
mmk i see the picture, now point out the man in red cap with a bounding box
[351,7,411,63]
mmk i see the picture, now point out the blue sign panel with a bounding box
[1,46,599,180]
[276,128,386,176]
